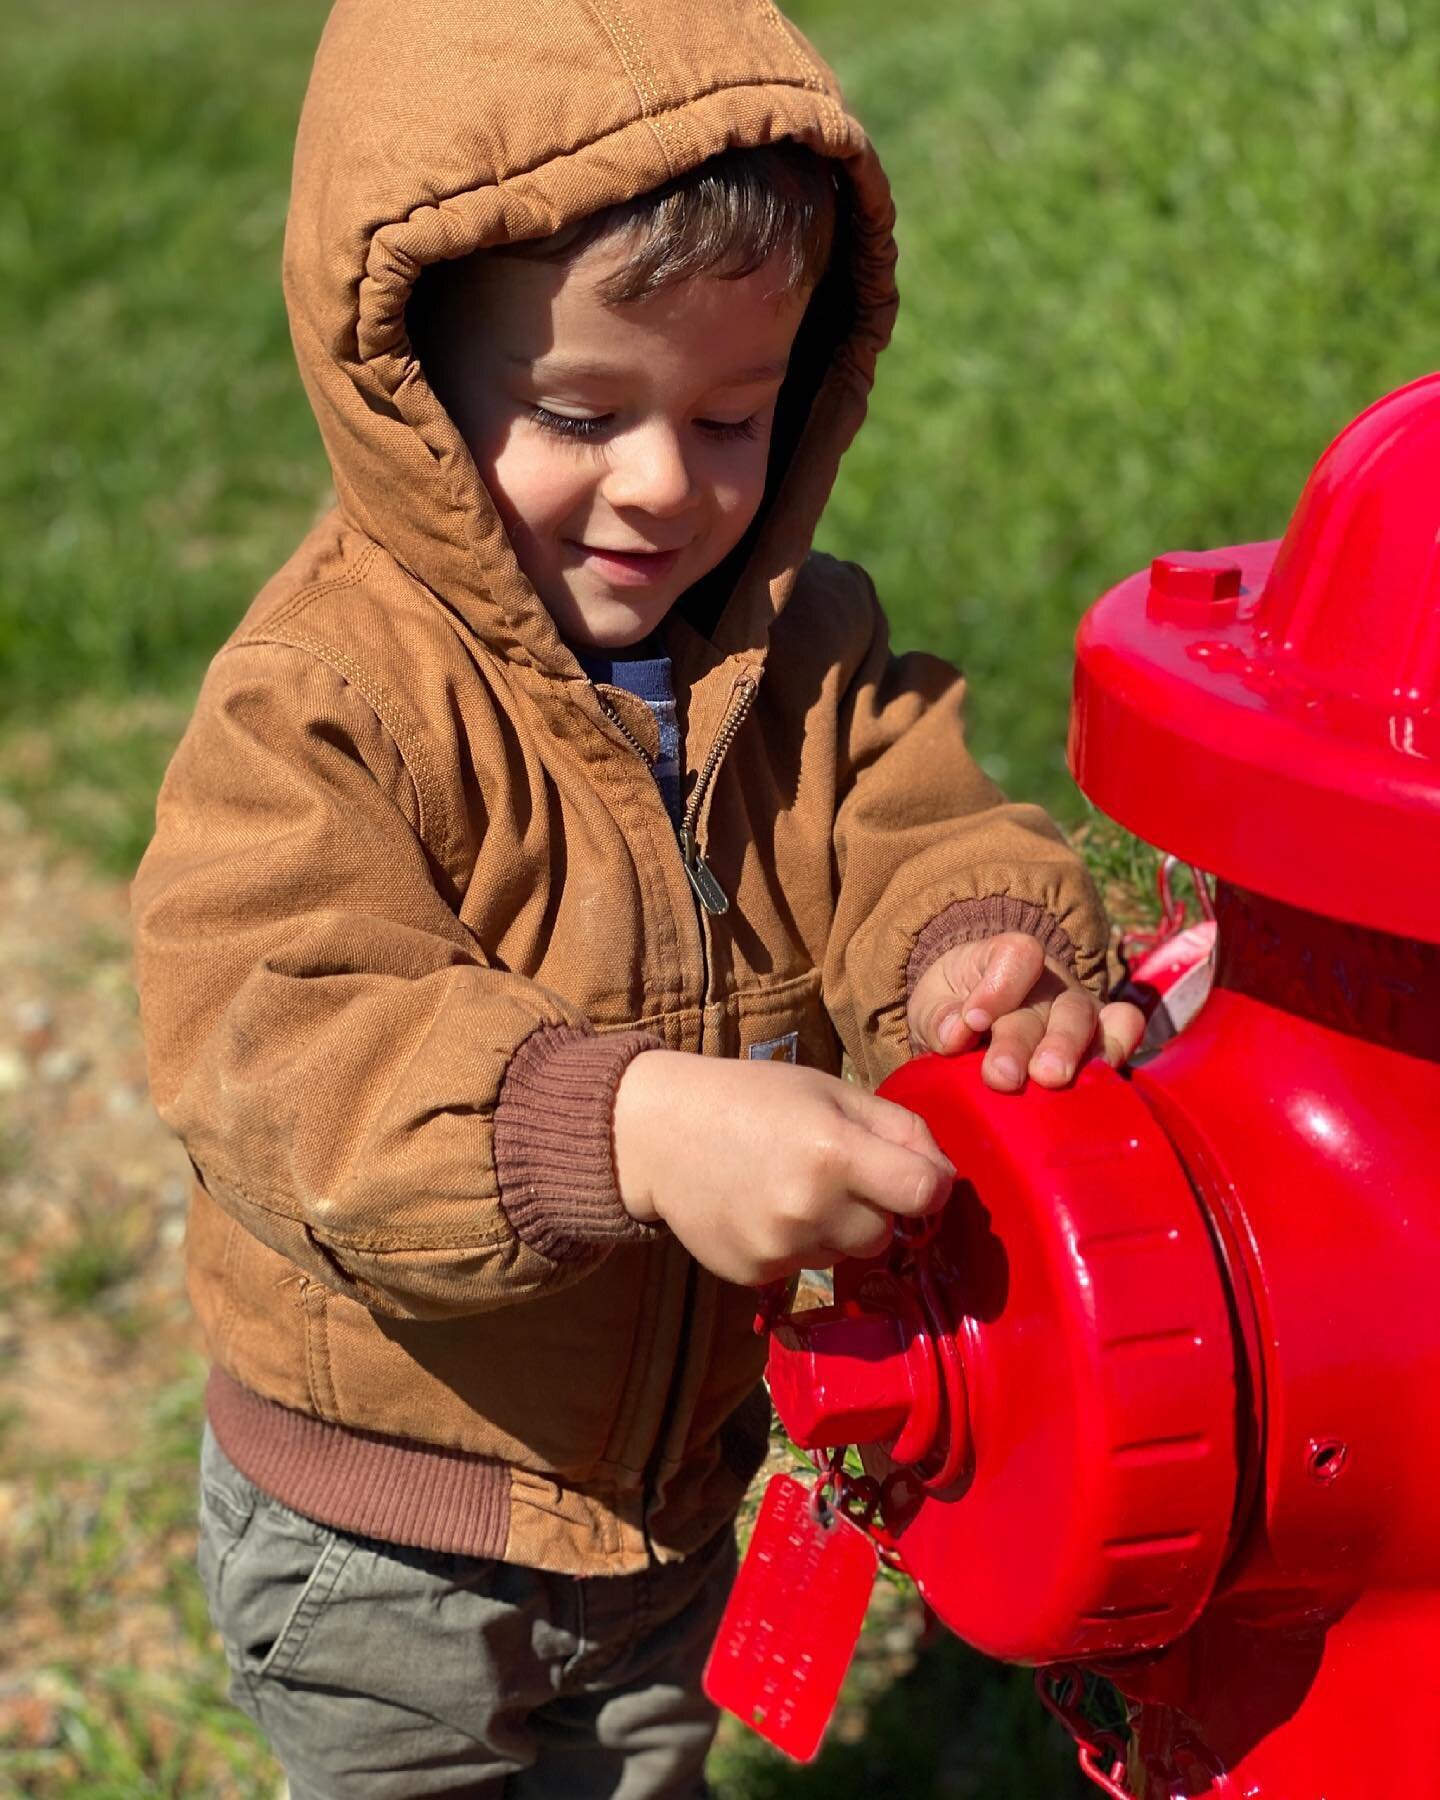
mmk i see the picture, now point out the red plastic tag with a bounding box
[704,1473,877,1761]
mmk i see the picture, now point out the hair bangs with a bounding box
[511,143,837,302]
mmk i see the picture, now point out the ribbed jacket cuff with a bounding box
[494,1024,664,1264]
[906,895,1082,1002]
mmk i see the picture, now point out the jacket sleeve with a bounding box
[132,642,659,1321]
[822,569,1110,1088]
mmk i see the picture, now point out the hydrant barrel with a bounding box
[1067,375,1440,1793]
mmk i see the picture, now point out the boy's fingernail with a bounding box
[936,1011,962,1049]
[990,1055,1021,1086]
[964,1007,990,1032]
[1034,1052,1068,1082]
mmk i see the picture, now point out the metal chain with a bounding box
[1119,856,1215,969]
[1035,1669,1134,1799]
[802,1446,912,1570]
[800,1214,952,1560]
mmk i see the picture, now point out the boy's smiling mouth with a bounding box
[572,543,685,584]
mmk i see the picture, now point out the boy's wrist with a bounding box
[612,1049,671,1225]
[906,897,1082,1005]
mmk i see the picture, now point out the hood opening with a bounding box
[283,0,896,673]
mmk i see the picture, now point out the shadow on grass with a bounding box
[712,1634,1087,1800]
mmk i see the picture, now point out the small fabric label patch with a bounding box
[748,1031,799,1064]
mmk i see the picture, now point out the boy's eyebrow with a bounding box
[508,353,789,385]
[724,360,791,385]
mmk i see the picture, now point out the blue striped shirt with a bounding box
[579,649,683,828]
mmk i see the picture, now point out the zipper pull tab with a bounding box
[680,827,729,916]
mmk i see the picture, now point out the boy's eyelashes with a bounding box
[527,405,608,442]
[525,404,763,444]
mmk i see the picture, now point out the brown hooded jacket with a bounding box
[132,0,1108,1575]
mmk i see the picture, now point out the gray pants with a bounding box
[197,1425,736,1798]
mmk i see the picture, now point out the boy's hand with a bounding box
[908,931,1144,1092]
[613,1052,953,1286]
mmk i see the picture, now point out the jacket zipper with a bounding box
[598,674,758,916]
[598,675,758,1546]
[595,691,654,766]
[678,675,757,916]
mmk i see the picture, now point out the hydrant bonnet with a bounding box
[1070,371,1440,944]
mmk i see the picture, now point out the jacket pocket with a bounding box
[737,968,840,1075]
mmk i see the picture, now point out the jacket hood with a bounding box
[283,0,898,673]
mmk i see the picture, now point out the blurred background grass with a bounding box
[1,0,1437,1792]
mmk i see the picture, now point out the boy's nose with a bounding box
[602,425,697,519]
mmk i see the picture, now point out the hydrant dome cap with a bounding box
[1070,372,1440,944]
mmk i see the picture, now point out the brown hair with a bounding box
[408,141,850,628]
[409,142,838,352]
[508,142,837,301]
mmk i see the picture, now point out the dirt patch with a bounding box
[0,797,200,1464]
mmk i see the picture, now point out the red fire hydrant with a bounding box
[763,374,1440,1795]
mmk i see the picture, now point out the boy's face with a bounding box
[429,236,811,649]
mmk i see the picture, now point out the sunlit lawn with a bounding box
[3,0,1438,861]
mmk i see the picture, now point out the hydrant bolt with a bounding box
[1146,552,1243,627]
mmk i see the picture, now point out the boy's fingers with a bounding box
[840,1086,955,1178]
[958,933,1047,1034]
[910,985,978,1055]
[1097,1000,1146,1067]
[816,1201,903,1264]
[1026,986,1104,1086]
[981,1007,1047,1091]
[835,1112,954,1217]
[907,953,976,1053]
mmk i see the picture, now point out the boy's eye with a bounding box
[528,406,611,440]
[527,405,764,445]
[698,415,763,443]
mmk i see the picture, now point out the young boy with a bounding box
[133,0,1140,1793]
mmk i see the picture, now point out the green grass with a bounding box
[38,1207,144,1316]
[0,1122,30,1184]
[0,0,331,861]
[4,0,1439,855]
[1,1668,275,1800]
[805,0,1440,797]
[0,1371,279,1799]
[710,1638,1085,1800]
[0,698,191,878]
